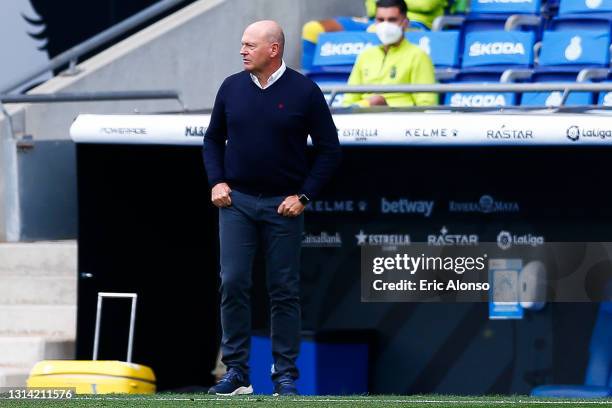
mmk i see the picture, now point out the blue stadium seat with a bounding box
[550,14,612,31]
[549,0,612,34]
[597,80,612,104]
[559,0,612,14]
[471,0,542,15]
[461,30,535,72]
[520,82,595,105]
[532,303,612,398]
[405,31,461,70]
[537,29,611,68]
[307,31,461,84]
[433,0,542,70]
[520,29,610,105]
[434,0,542,35]
[444,30,535,106]
[444,82,517,107]
[468,0,542,30]
[307,31,375,85]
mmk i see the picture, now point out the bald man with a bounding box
[203,21,341,396]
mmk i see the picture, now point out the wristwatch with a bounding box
[298,194,310,206]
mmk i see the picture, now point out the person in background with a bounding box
[365,0,446,29]
[301,0,446,71]
[343,0,438,107]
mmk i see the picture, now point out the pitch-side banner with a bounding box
[70,114,211,146]
[70,112,612,146]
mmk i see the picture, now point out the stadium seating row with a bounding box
[443,0,612,36]
[310,30,611,106]
[306,0,612,106]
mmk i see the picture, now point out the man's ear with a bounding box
[270,43,279,58]
[402,17,409,30]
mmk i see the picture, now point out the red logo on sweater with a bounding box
[278,103,284,109]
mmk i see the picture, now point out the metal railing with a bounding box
[1,0,189,94]
[321,82,612,108]
[0,90,183,141]
[0,90,182,105]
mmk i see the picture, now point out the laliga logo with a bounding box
[497,231,513,250]
[565,125,612,140]
[497,230,545,250]
[567,126,580,141]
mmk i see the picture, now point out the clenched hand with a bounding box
[277,195,305,217]
[211,183,232,208]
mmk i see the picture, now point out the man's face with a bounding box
[375,6,408,29]
[240,28,272,73]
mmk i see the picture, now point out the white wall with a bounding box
[0,0,365,241]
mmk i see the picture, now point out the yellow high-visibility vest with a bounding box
[344,39,438,107]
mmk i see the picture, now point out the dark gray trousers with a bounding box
[218,189,303,381]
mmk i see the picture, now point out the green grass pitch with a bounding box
[2,394,612,407]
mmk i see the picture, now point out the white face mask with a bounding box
[375,21,404,45]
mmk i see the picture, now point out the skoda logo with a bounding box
[497,231,512,250]
[479,195,494,213]
[567,126,580,141]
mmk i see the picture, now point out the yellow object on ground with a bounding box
[27,360,156,394]
[343,39,438,107]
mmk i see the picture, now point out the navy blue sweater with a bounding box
[203,68,341,199]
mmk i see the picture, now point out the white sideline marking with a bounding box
[47,397,612,404]
[1,395,611,404]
